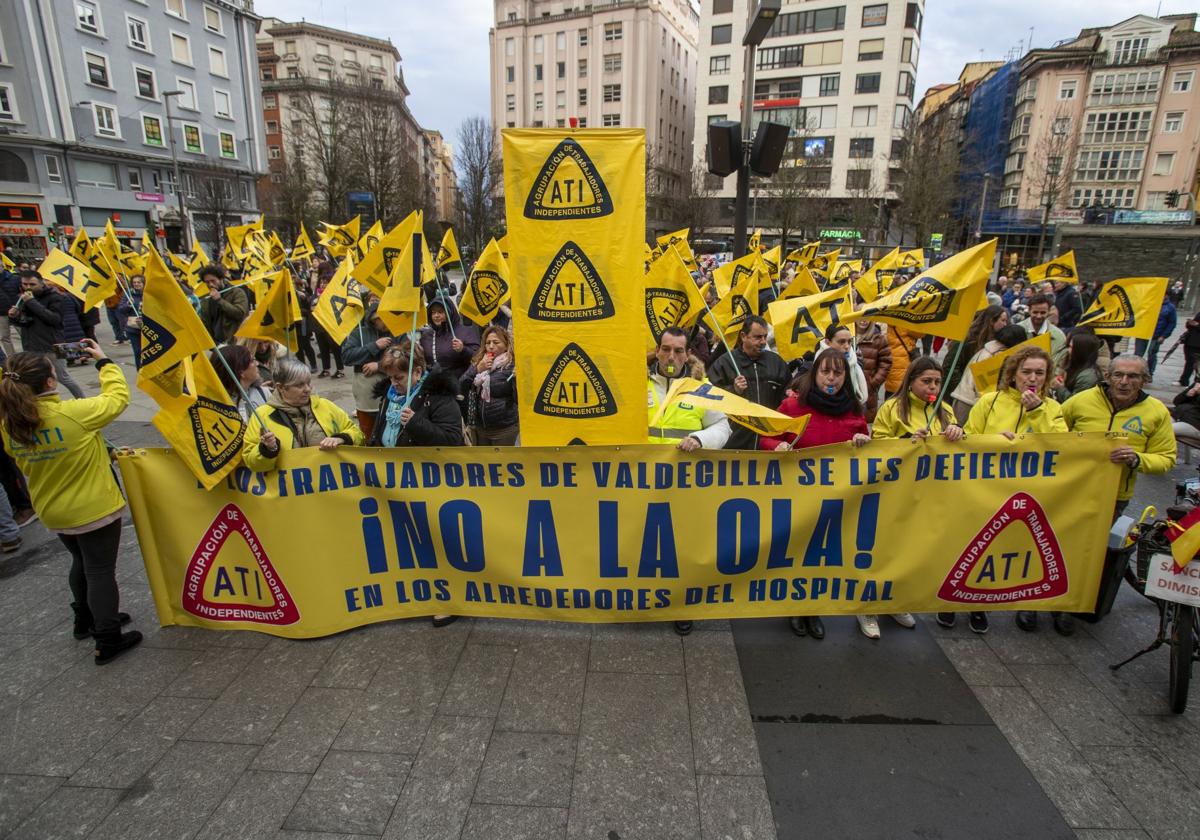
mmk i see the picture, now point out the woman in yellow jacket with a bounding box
[242,358,364,471]
[0,340,141,664]
[964,345,1068,439]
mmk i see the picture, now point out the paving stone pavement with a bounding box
[0,330,1198,839]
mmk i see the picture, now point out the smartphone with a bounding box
[51,342,86,362]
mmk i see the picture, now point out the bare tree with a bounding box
[893,122,961,249]
[764,129,834,251]
[1024,108,1076,262]
[190,174,238,255]
[340,76,423,229]
[662,163,721,239]
[455,116,502,260]
[838,155,883,248]
[262,156,314,241]
[288,75,359,222]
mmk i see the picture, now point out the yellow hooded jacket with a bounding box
[872,392,957,439]
[1062,384,1176,500]
[242,395,364,471]
[3,361,129,530]
[964,388,1067,436]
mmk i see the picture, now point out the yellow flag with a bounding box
[38,249,113,311]
[140,232,155,253]
[267,232,288,267]
[236,268,301,351]
[807,249,841,284]
[831,259,863,286]
[845,239,996,341]
[136,249,216,378]
[357,220,384,260]
[225,218,263,257]
[67,229,119,305]
[291,224,316,260]
[1167,506,1200,572]
[189,241,209,272]
[651,377,810,439]
[853,249,901,304]
[221,247,242,272]
[897,249,925,270]
[459,238,511,328]
[712,251,761,298]
[98,221,124,276]
[168,252,192,276]
[376,238,426,335]
[146,352,246,490]
[68,229,91,262]
[768,285,852,361]
[704,264,759,346]
[657,228,697,272]
[748,230,762,253]
[0,252,13,271]
[760,246,783,281]
[1027,251,1078,284]
[1077,277,1168,339]
[318,216,361,257]
[436,228,461,269]
[969,333,1053,394]
[644,247,706,347]
[351,211,419,296]
[785,241,820,267]
[312,256,365,345]
[780,267,821,300]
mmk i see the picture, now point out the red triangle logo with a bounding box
[938,492,1069,605]
[181,503,300,625]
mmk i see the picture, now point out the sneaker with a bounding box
[673,621,693,636]
[1,536,21,553]
[1015,611,1038,632]
[936,612,956,628]
[969,612,989,634]
[14,509,37,528]
[1052,612,1076,637]
[891,612,917,629]
[857,614,881,639]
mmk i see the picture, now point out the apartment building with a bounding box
[0,0,266,259]
[489,0,700,212]
[424,130,459,227]
[694,0,924,218]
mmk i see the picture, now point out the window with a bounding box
[265,120,278,133]
[855,73,881,94]
[712,0,734,12]
[93,103,118,138]
[127,15,150,51]
[579,29,589,47]
[204,5,223,34]
[998,187,1019,208]
[126,168,141,191]
[220,131,237,159]
[1154,152,1175,176]
[710,55,730,74]
[757,45,803,70]
[901,37,915,65]
[852,105,877,127]
[134,67,157,99]
[268,145,281,159]
[535,64,543,81]
[557,61,565,79]
[1173,71,1194,93]
[859,39,884,61]
[819,74,840,96]
[603,84,621,103]
[505,38,515,57]
[709,85,729,105]
[804,40,842,66]
[76,1,101,35]
[890,138,906,159]
[897,72,914,98]
[605,23,622,41]
[778,79,803,97]
[283,40,297,56]
[370,54,382,69]
[171,32,191,65]
[142,115,164,146]
[45,155,62,183]
[166,0,186,19]
[556,91,565,108]
[1082,110,1153,144]
[905,3,922,32]
[1074,149,1144,182]
[214,89,232,119]
[604,54,622,72]
[506,93,515,111]
[534,35,543,53]
[1111,37,1149,65]
[182,124,202,153]
[894,104,911,129]
[1164,111,1184,133]
[579,88,587,106]
[712,25,731,45]
[846,169,872,190]
[1088,70,1161,105]
[862,4,888,27]
[1059,80,1077,100]
[261,67,274,81]
[286,67,300,79]
[177,79,197,111]
[209,47,228,78]
[316,42,330,57]
[84,51,110,88]
[849,137,875,158]
[0,85,16,121]
[506,66,515,83]
[317,68,331,81]
[1070,187,1136,208]
[579,59,587,77]
[534,93,543,111]
[75,160,117,189]
[602,113,621,126]
[770,7,846,38]
[344,49,357,63]
[556,32,566,51]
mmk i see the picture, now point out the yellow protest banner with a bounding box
[68,229,90,262]
[703,264,759,347]
[768,285,852,361]
[969,332,1053,394]
[748,229,761,253]
[0,252,12,270]
[712,251,760,298]
[644,247,705,348]
[653,377,811,439]
[291,224,316,260]
[503,129,647,445]
[831,259,863,286]
[436,228,460,269]
[118,433,1119,637]
[37,249,110,311]
[225,218,263,257]
[357,220,383,260]
[1027,251,1078,284]
[846,239,996,341]
[807,249,841,284]
[1077,277,1168,339]
[313,256,365,345]
[779,267,821,300]
[853,248,900,304]
[785,242,820,267]
[760,245,782,281]
[376,237,426,335]
[459,238,512,328]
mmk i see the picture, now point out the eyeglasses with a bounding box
[1109,372,1145,381]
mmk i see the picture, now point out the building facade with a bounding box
[0,0,266,259]
[489,0,699,223]
[693,0,924,234]
[424,130,459,228]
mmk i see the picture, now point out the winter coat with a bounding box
[1174,387,1200,431]
[872,392,957,439]
[340,315,391,371]
[758,396,868,450]
[242,394,363,472]
[11,286,64,351]
[1064,385,1175,501]
[964,388,1067,436]
[884,325,920,394]
[1154,301,1178,343]
[461,360,519,431]
[1053,364,1101,403]
[707,347,791,449]
[56,292,85,342]
[856,325,892,405]
[1055,284,1083,330]
[369,369,465,447]
[200,284,249,344]
[418,295,480,382]
[0,270,22,312]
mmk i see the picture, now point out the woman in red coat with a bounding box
[761,347,870,639]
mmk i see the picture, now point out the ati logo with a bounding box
[1044,262,1075,280]
[381,246,404,277]
[1122,416,1144,436]
[1079,284,1135,330]
[436,245,451,265]
[182,503,300,625]
[523,139,614,220]
[810,256,830,273]
[834,263,854,283]
[731,413,770,434]
[137,314,176,368]
[899,253,921,268]
[763,257,779,276]
[534,342,616,418]
[188,396,245,475]
[730,264,756,289]
[870,276,954,325]
[938,492,1068,604]
[729,295,752,327]
[471,270,509,314]
[645,287,690,338]
[529,241,614,321]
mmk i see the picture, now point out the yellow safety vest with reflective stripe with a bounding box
[647,378,707,444]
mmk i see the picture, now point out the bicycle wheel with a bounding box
[1168,604,1195,714]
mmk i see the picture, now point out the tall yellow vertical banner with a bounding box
[503,129,647,445]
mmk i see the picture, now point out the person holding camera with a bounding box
[0,339,142,664]
[8,269,84,398]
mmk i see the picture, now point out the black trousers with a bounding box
[296,330,318,369]
[1182,347,1199,385]
[60,518,123,634]
[0,446,30,510]
[315,328,343,372]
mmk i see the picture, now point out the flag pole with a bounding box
[699,293,741,378]
[927,337,966,433]
[207,343,271,432]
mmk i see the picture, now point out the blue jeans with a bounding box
[0,483,20,543]
[1134,338,1163,376]
[106,306,127,342]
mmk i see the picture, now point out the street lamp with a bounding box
[161,90,190,250]
[733,0,781,257]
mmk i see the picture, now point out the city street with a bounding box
[1,336,1198,840]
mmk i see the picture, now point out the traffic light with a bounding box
[1165,190,1180,208]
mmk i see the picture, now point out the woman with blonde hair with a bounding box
[461,326,519,446]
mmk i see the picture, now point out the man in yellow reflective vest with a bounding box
[647,326,731,636]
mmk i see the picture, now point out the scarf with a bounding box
[266,395,325,448]
[806,386,857,417]
[473,352,512,403]
[381,374,426,447]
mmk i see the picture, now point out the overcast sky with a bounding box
[256,0,1198,154]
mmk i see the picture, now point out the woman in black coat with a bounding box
[368,343,464,448]
[459,325,518,445]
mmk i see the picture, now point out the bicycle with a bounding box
[1107,475,1200,713]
